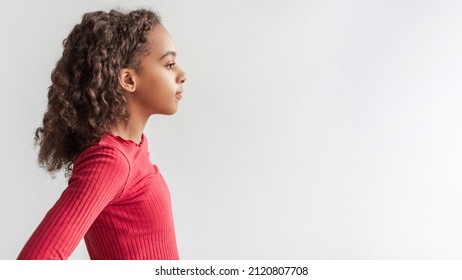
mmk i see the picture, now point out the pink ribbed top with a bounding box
[18,133,179,260]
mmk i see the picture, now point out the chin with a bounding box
[152,105,178,116]
[163,108,178,116]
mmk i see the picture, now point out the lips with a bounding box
[175,91,183,99]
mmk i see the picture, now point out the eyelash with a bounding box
[166,63,176,70]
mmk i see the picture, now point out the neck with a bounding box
[110,113,149,145]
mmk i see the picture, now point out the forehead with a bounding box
[146,24,176,57]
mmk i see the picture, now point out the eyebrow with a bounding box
[160,51,176,60]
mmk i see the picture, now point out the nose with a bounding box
[178,66,187,84]
[180,73,187,84]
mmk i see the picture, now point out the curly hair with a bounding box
[35,9,161,175]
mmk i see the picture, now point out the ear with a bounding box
[118,68,137,93]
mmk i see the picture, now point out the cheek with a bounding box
[153,72,176,94]
[138,72,175,102]
[137,63,176,94]
[138,71,161,93]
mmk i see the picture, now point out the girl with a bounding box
[17,8,187,260]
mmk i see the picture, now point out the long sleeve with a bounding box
[17,145,129,260]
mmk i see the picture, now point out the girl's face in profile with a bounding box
[129,24,187,116]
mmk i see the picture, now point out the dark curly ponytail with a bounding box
[35,9,161,175]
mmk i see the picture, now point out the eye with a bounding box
[166,62,176,70]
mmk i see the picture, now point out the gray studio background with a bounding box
[1,0,462,259]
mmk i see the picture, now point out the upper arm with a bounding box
[17,145,130,259]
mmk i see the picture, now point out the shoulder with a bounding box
[69,141,131,197]
[73,140,130,174]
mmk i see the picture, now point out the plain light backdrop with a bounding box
[1,0,462,259]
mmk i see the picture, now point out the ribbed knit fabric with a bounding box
[18,133,179,260]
